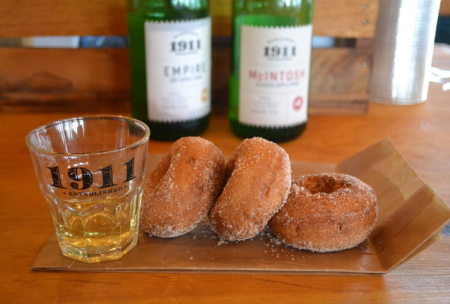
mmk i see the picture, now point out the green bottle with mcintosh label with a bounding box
[229,0,313,142]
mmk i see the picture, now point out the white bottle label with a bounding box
[239,25,312,128]
[144,18,211,122]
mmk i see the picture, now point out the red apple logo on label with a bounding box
[293,96,303,111]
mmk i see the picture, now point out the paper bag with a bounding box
[32,138,450,274]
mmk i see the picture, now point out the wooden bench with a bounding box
[0,0,378,114]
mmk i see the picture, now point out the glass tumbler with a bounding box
[26,115,150,263]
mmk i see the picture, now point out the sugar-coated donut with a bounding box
[141,137,226,238]
[209,137,291,241]
[269,173,378,252]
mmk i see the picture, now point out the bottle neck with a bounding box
[233,0,313,25]
[128,0,209,20]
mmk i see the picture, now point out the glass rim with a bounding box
[25,115,150,156]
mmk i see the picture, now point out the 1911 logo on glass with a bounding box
[48,157,136,190]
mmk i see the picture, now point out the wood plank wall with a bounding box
[0,0,379,114]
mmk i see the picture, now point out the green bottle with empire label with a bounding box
[127,0,210,141]
[229,0,313,142]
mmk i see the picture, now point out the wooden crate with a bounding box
[0,0,378,114]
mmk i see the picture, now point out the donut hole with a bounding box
[303,175,350,194]
[152,154,172,183]
[263,185,273,198]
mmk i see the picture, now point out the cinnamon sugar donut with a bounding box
[209,137,291,241]
[141,137,226,238]
[269,173,378,252]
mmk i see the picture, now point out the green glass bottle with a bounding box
[127,0,210,141]
[229,0,313,142]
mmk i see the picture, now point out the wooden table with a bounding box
[1,47,450,303]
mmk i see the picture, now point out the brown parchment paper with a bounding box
[32,138,450,274]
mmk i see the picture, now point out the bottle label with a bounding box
[144,18,211,122]
[238,25,312,128]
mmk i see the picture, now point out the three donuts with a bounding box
[142,136,378,252]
